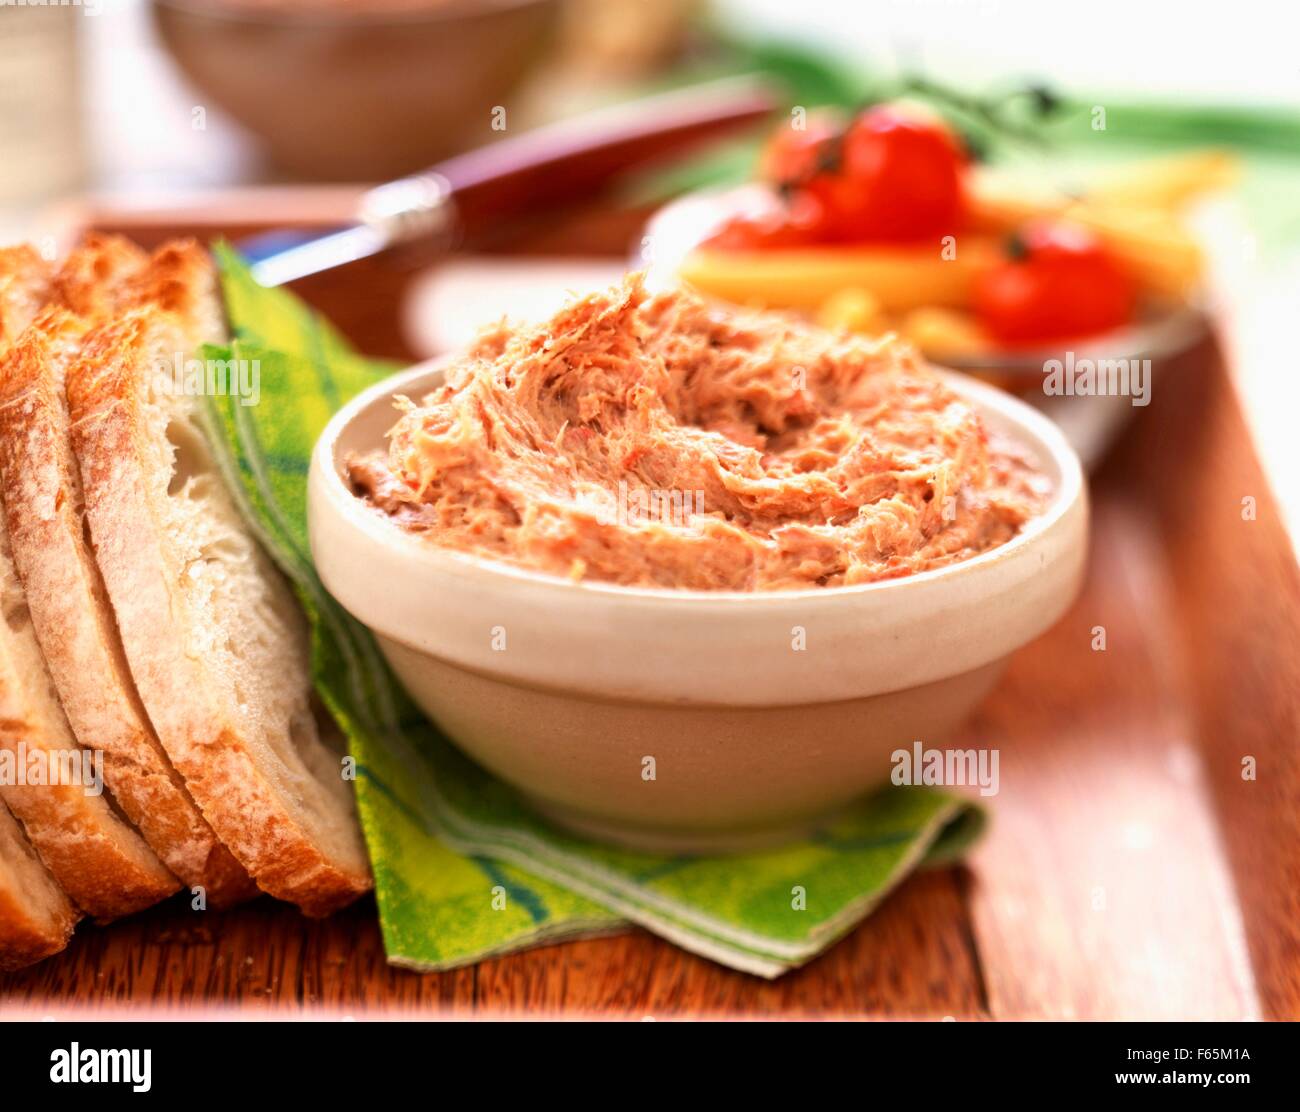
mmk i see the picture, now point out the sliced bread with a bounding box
[67,258,371,916]
[0,242,180,921]
[0,500,180,919]
[0,795,79,971]
[0,307,256,908]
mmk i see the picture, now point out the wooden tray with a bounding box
[2,195,1296,1019]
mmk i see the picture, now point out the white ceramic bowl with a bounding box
[309,360,1088,852]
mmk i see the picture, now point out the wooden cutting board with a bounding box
[1,193,1295,1019]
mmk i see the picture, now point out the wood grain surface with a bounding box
[1,203,1295,1019]
[1118,340,1300,1021]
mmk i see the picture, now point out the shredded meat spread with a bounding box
[348,275,1049,591]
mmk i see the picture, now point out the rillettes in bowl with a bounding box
[308,360,1088,852]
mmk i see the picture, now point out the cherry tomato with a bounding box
[975,221,1137,344]
[703,190,830,250]
[757,109,845,186]
[804,105,966,243]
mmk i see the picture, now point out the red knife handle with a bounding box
[425,76,778,247]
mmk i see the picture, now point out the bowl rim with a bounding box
[152,0,555,30]
[311,355,1086,607]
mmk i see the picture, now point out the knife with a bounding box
[243,75,777,288]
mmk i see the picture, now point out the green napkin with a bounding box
[203,243,985,977]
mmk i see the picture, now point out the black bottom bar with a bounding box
[0,1018,1288,1097]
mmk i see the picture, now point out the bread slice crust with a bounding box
[68,305,371,917]
[0,796,80,971]
[0,244,52,348]
[49,233,148,320]
[0,311,256,908]
[0,505,180,920]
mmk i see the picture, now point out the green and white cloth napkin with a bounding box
[202,243,985,978]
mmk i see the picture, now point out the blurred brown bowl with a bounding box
[151,0,561,180]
